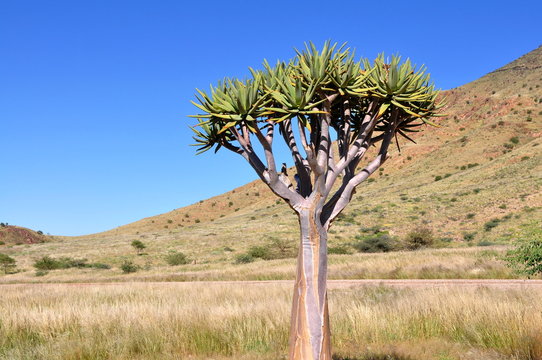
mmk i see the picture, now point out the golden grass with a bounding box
[0,246,517,284]
[0,282,541,360]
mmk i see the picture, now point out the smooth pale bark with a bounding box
[289,206,331,360]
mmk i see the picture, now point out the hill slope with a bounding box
[1,46,540,283]
[90,45,542,241]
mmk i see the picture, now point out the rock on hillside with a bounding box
[0,225,48,245]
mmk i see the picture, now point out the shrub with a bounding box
[35,270,48,277]
[166,252,189,266]
[234,253,254,264]
[0,241,5,245]
[484,218,501,231]
[478,240,495,247]
[463,232,476,241]
[90,263,111,269]
[510,136,519,144]
[248,246,272,260]
[34,256,63,270]
[37,230,44,235]
[405,227,434,250]
[353,233,396,253]
[328,246,351,255]
[33,256,108,271]
[434,175,442,181]
[0,253,16,274]
[466,213,476,219]
[505,232,542,277]
[131,240,146,254]
[121,261,138,273]
[269,237,296,259]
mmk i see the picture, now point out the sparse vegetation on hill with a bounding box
[1,46,541,284]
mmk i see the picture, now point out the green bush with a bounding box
[509,136,519,144]
[0,253,16,274]
[405,227,434,250]
[121,261,138,273]
[248,246,272,260]
[478,240,495,247]
[35,270,48,277]
[434,175,442,181]
[34,256,65,270]
[484,218,501,231]
[328,246,351,255]
[353,233,396,253]
[505,228,542,277]
[90,263,111,269]
[234,253,254,264]
[131,240,146,254]
[166,252,189,266]
[33,256,108,271]
[463,232,476,241]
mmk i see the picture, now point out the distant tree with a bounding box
[0,253,16,274]
[131,240,146,255]
[190,41,442,359]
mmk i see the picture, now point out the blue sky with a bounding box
[1,0,541,235]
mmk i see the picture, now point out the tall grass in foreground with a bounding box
[0,283,540,360]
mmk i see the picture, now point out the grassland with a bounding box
[0,245,522,284]
[1,282,541,360]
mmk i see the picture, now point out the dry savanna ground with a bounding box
[0,282,541,360]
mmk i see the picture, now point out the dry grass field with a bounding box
[0,282,541,360]
[0,245,521,284]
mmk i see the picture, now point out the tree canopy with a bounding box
[190,42,442,225]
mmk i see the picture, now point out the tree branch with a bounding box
[321,108,399,228]
[279,120,312,196]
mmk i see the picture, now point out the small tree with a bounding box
[0,253,16,274]
[131,240,146,255]
[506,224,542,278]
[190,42,441,359]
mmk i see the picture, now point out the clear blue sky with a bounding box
[1,0,540,235]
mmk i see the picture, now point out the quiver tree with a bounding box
[190,42,442,360]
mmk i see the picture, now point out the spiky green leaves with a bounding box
[364,55,443,127]
[190,42,443,154]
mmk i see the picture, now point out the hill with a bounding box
[0,45,540,283]
[0,225,48,245]
[90,45,542,242]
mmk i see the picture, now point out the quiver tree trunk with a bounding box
[289,207,331,360]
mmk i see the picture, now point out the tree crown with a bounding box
[189,42,443,225]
